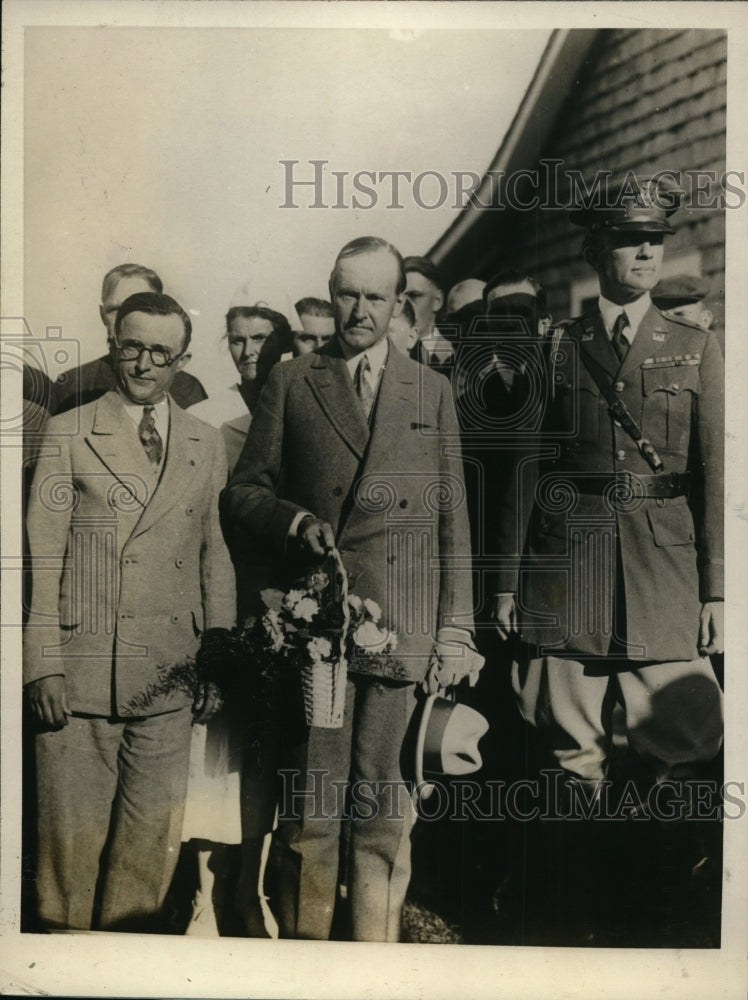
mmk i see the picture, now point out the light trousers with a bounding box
[35,708,193,931]
[512,652,724,784]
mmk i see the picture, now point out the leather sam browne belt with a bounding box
[563,471,691,498]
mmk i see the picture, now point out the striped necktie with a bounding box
[354,354,375,420]
[138,404,163,469]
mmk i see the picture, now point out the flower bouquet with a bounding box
[128,550,402,731]
[254,548,401,728]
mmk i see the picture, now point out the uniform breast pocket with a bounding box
[641,365,700,452]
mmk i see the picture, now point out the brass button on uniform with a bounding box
[333,486,343,497]
[616,449,626,461]
[656,497,666,508]
[614,381,625,393]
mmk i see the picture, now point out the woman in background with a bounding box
[182,296,298,937]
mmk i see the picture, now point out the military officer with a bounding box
[493,175,724,791]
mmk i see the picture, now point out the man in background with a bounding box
[294,297,335,354]
[652,273,715,330]
[404,256,453,377]
[54,263,207,413]
[386,296,419,356]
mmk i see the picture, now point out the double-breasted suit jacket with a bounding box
[23,390,236,717]
[496,305,724,662]
[221,338,474,681]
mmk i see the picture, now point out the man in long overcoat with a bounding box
[221,237,480,942]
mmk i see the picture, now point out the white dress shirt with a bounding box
[598,292,652,346]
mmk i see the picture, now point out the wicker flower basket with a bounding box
[300,548,350,729]
[301,656,347,729]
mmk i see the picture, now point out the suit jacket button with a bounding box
[333,486,343,497]
[399,499,408,509]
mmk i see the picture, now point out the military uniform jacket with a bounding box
[23,391,236,716]
[495,304,724,661]
[221,339,474,682]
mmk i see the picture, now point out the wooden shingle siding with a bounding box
[468,28,727,325]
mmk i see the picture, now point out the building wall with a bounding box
[466,29,727,328]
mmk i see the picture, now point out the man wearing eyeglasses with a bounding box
[23,292,236,932]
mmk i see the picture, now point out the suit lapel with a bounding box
[618,305,668,377]
[130,401,205,538]
[84,391,155,509]
[305,342,370,460]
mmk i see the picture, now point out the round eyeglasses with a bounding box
[114,339,184,368]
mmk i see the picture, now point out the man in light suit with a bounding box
[24,292,235,932]
[221,237,481,942]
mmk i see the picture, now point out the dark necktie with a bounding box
[612,311,630,363]
[138,404,163,469]
[354,354,375,420]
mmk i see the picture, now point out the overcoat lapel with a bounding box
[361,344,418,476]
[305,342,370,460]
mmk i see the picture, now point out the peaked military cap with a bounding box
[569,173,683,234]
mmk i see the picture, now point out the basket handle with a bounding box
[329,547,350,661]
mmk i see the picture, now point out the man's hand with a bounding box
[298,516,336,559]
[422,631,485,694]
[491,594,518,640]
[26,675,71,728]
[698,601,724,656]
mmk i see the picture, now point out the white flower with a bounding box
[347,594,363,614]
[282,589,305,613]
[262,609,284,652]
[294,597,319,623]
[363,598,382,622]
[307,636,333,663]
[307,571,329,594]
[353,620,390,654]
